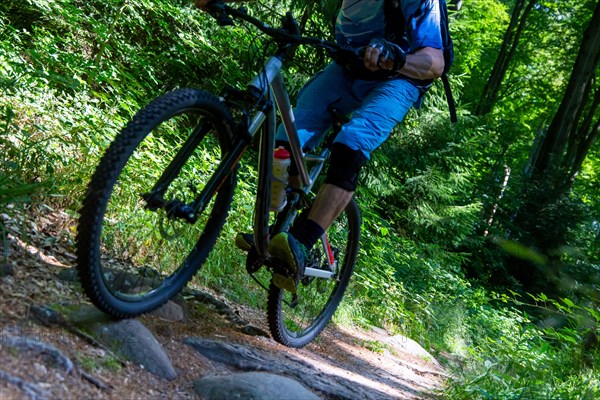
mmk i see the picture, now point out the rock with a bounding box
[185,337,389,399]
[0,335,74,373]
[0,370,49,400]
[185,338,268,370]
[370,326,388,336]
[0,263,14,277]
[240,324,270,338]
[56,268,79,282]
[186,289,230,312]
[193,372,321,400]
[33,362,48,375]
[57,304,114,326]
[388,335,440,366]
[29,303,177,380]
[187,289,270,332]
[92,319,177,380]
[151,300,186,322]
[29,304,65,326]
[229,314,249,326]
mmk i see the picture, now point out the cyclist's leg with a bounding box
[278,78,419,242]
[307,78,420,230]
[333,78,420,159]
[238,64,359,253]
[270,78,419,290]
[276,62,361,149]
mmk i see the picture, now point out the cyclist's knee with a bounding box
[325,143,367,191]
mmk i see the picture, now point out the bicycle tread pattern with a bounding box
[77,88,236,318]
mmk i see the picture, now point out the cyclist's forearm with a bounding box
[365,45,444,80]
[399,47,444,80]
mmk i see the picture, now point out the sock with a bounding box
[290,218,324,250]
[289,211,308,237]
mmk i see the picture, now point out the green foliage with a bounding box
[453,0,508,106]
[445,293,600,399]
[1,1,599,398]
[350,206,476,348]
[359,339,392,355]
[77,353,122,374]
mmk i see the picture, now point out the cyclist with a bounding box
[196,0,444,292]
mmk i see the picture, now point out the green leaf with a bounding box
[493,238,548,265]
[561,298,575,308]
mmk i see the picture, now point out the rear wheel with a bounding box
[266,197,361,348]
[77,88,237,318]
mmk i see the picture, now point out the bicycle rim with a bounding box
[267,198,360,348]
[77,89,237,317]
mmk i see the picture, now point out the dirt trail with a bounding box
[0,206,445,399]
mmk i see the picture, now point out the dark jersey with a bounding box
[335,0,443,53]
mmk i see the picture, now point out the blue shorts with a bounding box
[277,62,419,159]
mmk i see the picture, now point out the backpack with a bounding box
[384,0,458,122]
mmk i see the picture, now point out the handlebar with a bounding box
[205,1,363,61]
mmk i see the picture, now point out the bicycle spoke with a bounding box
[77,89,237,317]
[267,198,360,347]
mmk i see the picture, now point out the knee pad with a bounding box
[325,143,367,191]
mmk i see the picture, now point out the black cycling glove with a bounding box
[368,38,406,72]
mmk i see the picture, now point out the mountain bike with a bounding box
[76,3,361,348]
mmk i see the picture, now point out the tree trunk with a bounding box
[475,0,537,116]
[508,1,600,293]
[565,89,600,184]
[530,0,600,185]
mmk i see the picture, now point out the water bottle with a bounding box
[270,146,291,212]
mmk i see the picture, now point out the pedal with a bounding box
[245,249,263,274]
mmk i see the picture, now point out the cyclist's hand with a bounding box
[194,0,214,10]
[364,38,406,72]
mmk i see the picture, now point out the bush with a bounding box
[444,293,600,399]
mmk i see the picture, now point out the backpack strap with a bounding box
[385,0,458,123]
[383,0,404,45]
[439,0,458,123]
[441,73,457,123]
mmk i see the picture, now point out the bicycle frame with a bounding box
[246,55,333,269]
[214,53,337,279]
[146,6,347,278]
[145,55,336,278]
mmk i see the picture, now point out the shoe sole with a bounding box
[272,273,297,293]
[268,234,299,275]
[269,234,300,293]
[234,233,253,252]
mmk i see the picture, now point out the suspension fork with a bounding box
[142,126,249,222]
[253,102,276,257]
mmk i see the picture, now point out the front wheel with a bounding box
[77,88,237,318]
[266,198,361,348]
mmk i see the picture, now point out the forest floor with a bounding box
[0,203,447,399]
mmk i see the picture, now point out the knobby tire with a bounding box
[77,88,236,318]
[266,198,361,348]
